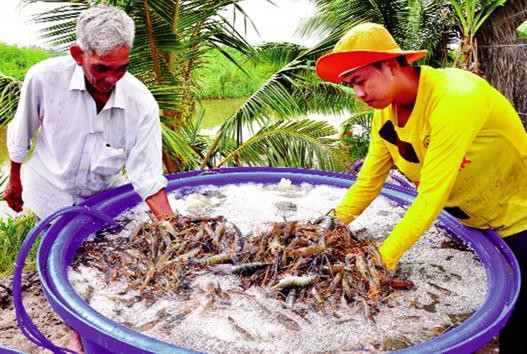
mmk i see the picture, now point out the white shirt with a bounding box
[7,56,167,218]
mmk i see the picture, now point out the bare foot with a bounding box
[67,329,85,354]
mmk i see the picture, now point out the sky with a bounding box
[0,0,319,49]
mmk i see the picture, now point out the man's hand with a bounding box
[378,242,399,271]
[145,188,178,220]
[4,161,24,213]
[334,204,356,224]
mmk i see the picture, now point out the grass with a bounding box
[0,213,37,278]
[194,48,282,98]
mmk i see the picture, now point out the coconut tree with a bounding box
[200,0,451,169]
[200,33,355,169]
[448,0,507,73]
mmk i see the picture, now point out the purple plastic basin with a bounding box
[0,346,25,353]
[13,167,520,354]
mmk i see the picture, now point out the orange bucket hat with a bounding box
[316,23,428,83]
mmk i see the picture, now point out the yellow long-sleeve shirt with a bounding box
[336,66,527,270]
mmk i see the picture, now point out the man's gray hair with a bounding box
[76,5,135,55]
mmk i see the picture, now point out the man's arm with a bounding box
[4,161,23,212]
[145,188,176,220]
[125,100,177,218]
[5,64,43,213]
[379,92,487,270]
[335,111,393,223]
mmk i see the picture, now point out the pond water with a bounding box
[197,97,249,132]
[196,97,350,137]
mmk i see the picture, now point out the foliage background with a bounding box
[0,43,50,80]
[194,47,282,98]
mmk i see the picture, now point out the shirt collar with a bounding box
[69,64,126,110]
[108,78,126,110]
[69,64,86,91]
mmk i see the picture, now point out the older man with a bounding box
[316,22,527,353]
[5,5,175,220]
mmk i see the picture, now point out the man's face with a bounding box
[73,46,130,94]
[341,62,395,109]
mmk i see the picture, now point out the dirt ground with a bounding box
[0,272,70,354]
[0,272,499,354]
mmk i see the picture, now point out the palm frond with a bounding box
[216,119,344,170]
[25,1,90,52]
[161,123,202,169]
[252,42,308,66]
[340,110,373,134]
[129,0,180,85]
[0,172,9,201]
[180,109,206,145]
[0,75,22,126]
[400,1,451,65]
[291,79,359,115]
[295,0,385,39]
[148,85,184,112]
[179,111,214,168]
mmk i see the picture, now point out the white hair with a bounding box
[76,5,135,55]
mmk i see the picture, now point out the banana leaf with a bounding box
[518,19,527,40]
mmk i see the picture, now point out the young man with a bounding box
[316,22,527,352]
[5,5,175,221]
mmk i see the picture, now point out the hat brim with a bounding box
[316,50,428,83]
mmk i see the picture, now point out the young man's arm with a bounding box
[335,111,393,223]
[379,91,487,270]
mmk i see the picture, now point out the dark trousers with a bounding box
[500,229,527,354]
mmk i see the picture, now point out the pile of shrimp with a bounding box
[72,214,414,313]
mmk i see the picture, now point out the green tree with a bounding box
[449,0,507,73]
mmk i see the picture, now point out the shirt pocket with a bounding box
[91,145,127,177]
